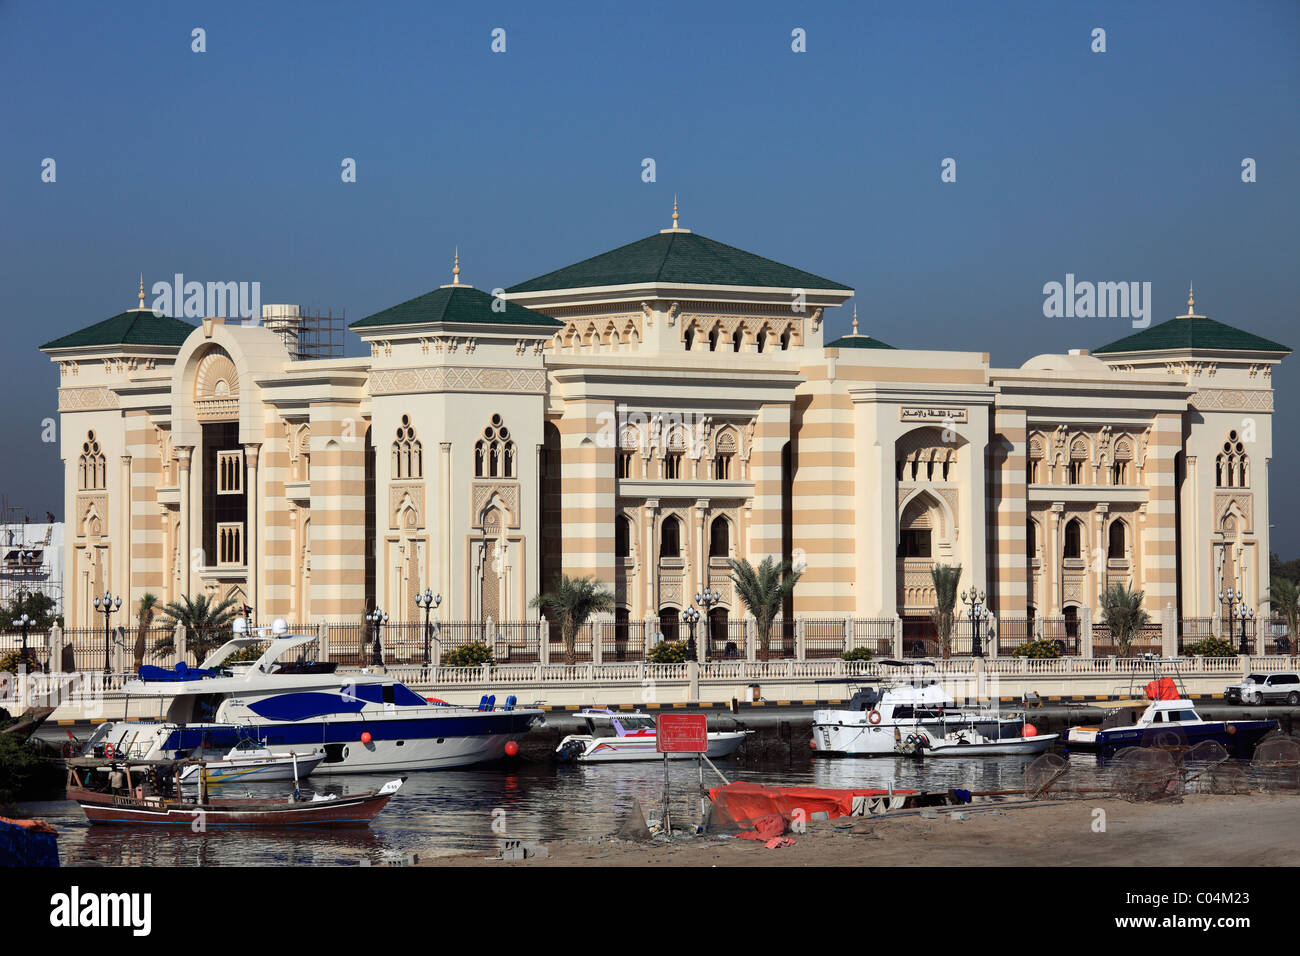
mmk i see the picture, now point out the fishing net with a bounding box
[1024,753,1068,796]
[1110,747,1181,802]
[1251,735,1300,791]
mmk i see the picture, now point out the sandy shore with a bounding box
[417,793,1299,867]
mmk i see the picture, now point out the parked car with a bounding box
[1225,672,1300,706]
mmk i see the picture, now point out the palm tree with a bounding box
[1099,583,1149,658]
[929,564,962,658]
[729,556,802,661]
[1268,577,1299,653]
[530,575,615,665]
[133,593,158,671]
[154,594,241,664]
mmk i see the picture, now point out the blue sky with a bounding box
[1,0,1297,554]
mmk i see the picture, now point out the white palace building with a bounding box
[41,209,1290,654]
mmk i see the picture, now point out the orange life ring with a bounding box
[868,709,882,725]
[103,743,115,758]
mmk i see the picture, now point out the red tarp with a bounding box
[708,781,917,828]
[1145,677,1179,700]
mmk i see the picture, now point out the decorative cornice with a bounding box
[1189,389,1273,413]
[58,386,119,411]
[368,366,547,396]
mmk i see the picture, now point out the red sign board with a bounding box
[656,714,708,753]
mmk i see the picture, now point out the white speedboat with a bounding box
[83,619,544,774]
[178,738,326,784]
[812,665,1022,757]
[910,726,1059,757]
[554,709,751,763]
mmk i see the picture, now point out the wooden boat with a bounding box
[66,757,402,828]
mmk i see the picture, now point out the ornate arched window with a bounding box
[1068,438,1088,485]
[709,516,730,558]
[1063,518,1083,560]
[1028,435,1045,484]
[392,415,422,479]
[1108,519,1127,560]
[1112,437,1133,485]
[79,431,106,490]
[616,515,631,560]
[1216,430,1248,488]
[660,515,681,558]
[714,429,737,480]
[474,414,516,479]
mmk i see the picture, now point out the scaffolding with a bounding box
[0,497,62,614]
[260,305,346,361]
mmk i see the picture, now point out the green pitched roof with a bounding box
[506,230,852,294]
[40,309,194,351]
[1094,315,1290,355]
[350,284,562,330]
[40,310,193,351]
[826,334,896,350]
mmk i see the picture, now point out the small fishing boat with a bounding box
[1066,667,1277,758]
[554,709,750,763]
[177,739,326,785]
[66,757,402,828]
[908,726,1059,758]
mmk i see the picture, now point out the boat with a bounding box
[1066,665,1277,758]
[811,663,1023,756]
[554,709,751,762]
[177,738,326,785]
[66,757,402,828]
[1066,698,1276,758]
[82,618,544,774]
[908,725,1059,757]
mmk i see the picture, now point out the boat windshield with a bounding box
[618,716,656,733]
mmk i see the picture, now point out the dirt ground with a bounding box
[417,793,1299,867]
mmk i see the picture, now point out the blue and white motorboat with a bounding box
[1066,698,1276,758]
[83,620,544,774]
[177,738,326,785]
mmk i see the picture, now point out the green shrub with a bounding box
[647,640,690,664]
[1182,636,1238,658]
[442,642,494,668]
[1011,639,1062,659]
[841,646,874,662]
[0,650,38,674]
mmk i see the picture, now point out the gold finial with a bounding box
[1186,282,1195,316]
[452,247,460,285]
[136,273,146,310]
[852,304,859,335]
[672,195,679,229]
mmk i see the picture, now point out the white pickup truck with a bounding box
[1225,672,1300,706]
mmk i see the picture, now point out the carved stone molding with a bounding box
[472,482,521,529]
[59,387,118,411]
[74,493,109,538]
[369,366,546,396]
[389,483,426,531]
[1214,492,1253,535]
[1190,389,1273,413]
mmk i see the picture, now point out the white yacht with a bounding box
[812,667,1021,757]
[554,709,751,763]
[82,619,544,773]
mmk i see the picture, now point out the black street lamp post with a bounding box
[694,589,721,660]
[11,613,33,670]
[960,587,987,658]
[415,589,442,666]
[682,607,700,661]
[93,592,122,674]
[367,607,389,666]
[1221,587,1254,655]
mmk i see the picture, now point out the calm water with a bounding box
[34,751,1056,867]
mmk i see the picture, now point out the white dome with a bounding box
[1020,351,1110,373]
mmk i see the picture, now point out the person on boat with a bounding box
[109,767,127,794]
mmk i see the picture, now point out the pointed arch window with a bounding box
[392,415,423,479]
[1108,520,1127,560]
[474,414,516,479]
[1215,430,1248,488]
[660,516,681,559]
[79,431,106,490]
[1063,519,1083,560]
[709,516,730,558]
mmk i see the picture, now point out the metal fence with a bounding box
[1091,622,1163,656]
[1041,616,1082,656]
[602,621,645,662]
[997,617,1033,653]
[803,619,847,659]
[851,618,894,657]
[705,621,746,661]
